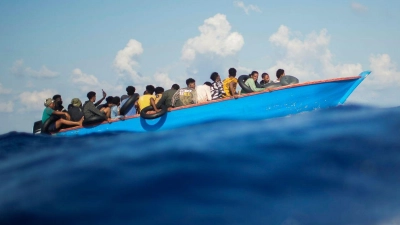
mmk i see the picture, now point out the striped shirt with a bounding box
[210,81,225,100]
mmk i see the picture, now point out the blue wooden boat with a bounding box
[55,71,371,136]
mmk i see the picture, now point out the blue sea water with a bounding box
[0,105,400,225]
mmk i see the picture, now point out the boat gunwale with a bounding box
[56,75,361,134]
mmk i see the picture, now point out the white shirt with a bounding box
[196,84,212,103]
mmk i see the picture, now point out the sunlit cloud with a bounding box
[233,1,261,15]
[11,59,58,78]
[18,89,58,112]
[351,2,368,13]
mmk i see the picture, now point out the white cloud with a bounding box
[0,83,12,94]
[18,89,57,112]
[11,59,58,78]
[113,39,177,91]
[234,1,261,15]
[181,13,244,61]
[113,39,144,81]
[0,101,14,113]
[368,54,400,88]
[351,2,368,13]
[267,25,362,81]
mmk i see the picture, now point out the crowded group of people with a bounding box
[41,68,286,132]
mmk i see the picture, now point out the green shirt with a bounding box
[42,107,54,123]
[241,78,266,94]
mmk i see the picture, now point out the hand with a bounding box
[102,89,106,98]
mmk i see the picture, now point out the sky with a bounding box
[0,0,399,134]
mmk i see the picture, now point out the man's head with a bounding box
[186,78,196,89]
[262,73,270,83]
[204,82,212,87]
[171,84,180,90]
[228,68,237,77]
[106,96,114,106]
[250,71,259,81]
[52,94,61,102]
[87,91,96,102]
[210,72,220,82]
[71,98,82,107]
[126,86,135,96]
[276,69,285,79]
[145,85,155,95]
[112,96,121,106]
[155,87,164,95]
[44,98,54,108]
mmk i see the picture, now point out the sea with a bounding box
[0,105,399,225]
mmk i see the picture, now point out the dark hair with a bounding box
[204,82,212,87]
[186,78,195,86]
[276,69,285,79]
[172,84,180,90]
[155,87,164,94]
[210,72,219,81]
[261,73,269,79]
[52,94,61,101]
[106,96,114,103]
[112,96,120,105]
[146,85,155,94]
[250,71,258,76]
[228,68,237,77]
[126,86,136,95]
[87,91,96,99]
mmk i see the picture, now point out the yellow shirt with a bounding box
[138,95,155,111]
[155,94,162,104]
[222,77,238,97]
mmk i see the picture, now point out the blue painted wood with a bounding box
[56,71,370,136]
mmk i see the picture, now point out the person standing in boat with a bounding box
[210,72,225,100]
[42,98,83,132]
[83,91,111,121]
[196,82,212,103]
[156,84,180,110]
[222,68,238,99]
[273,69,285,83]
[171,78,197,107]
[120,86,137,116]
[241,71,266,94]
[260,73,271,86]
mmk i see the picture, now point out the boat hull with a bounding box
[56,71,370,136]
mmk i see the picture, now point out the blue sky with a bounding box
[1,0,399,134]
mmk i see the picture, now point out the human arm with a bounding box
[94,89,106,107]
[150,97,160,112]
[53,110,71,120]
[156,93,168,108]
[246,79,266,92]
[229,81,238,99]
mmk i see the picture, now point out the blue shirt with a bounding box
[120,98,136,116]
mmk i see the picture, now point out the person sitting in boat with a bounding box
[222,68,238,99]
[42,98,83,132]
[196,82,212,103]
[52,94,67,112]
[138,85,157,113]
[210,72,225,100]
[97,96,114,110]
[110,96,124,120]
[260,73,271,86]
[154,87,164,105]
[156,84,180,110]
[241,71,266,94]
[171,78,197,107]
[272,69,285,83]
[67,98,84,122]
[120,86,138,116]
[83,91,111,121]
